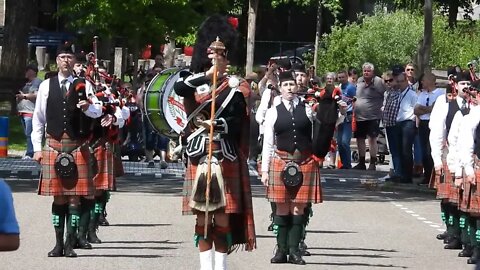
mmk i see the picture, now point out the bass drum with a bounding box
[143,68,188,139]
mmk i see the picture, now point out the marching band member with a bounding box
[174,15,256,270]
[430,70,471,250]
[457,80,480,264]
[261,70,322,265]
[32,43,102,257]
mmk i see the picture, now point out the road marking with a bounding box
[391,201,445,233]
[339,178,346,182]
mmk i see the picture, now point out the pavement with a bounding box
[1,153,476,270]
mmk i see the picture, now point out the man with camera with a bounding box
[16,64,42,159]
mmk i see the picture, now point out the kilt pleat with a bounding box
[266,150,322,204]
[38,134,94,196]
[467,160,480,214]
[433,162,453,201]
[93,139,115,191]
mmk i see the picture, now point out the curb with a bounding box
[378,181,436,195]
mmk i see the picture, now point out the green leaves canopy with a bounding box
[60,0,231,47]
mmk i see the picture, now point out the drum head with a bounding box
[144,68,188,138]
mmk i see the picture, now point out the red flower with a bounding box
[228,17,238,29]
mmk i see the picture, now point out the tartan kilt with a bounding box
[112,143,124,178]
[92,139,115,191]
[266,150,322,204]
[432,162,453,201]
[182,156,247,216]
[38,134,94,196]
[466,160,480,214]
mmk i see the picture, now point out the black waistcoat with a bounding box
[274,101,312,153]
[446,99,469,136]
[46,76,89,140]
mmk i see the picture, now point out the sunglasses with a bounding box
[406,68,415,71]
[384,79,393,83]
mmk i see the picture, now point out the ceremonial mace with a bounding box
[204,37,226,238]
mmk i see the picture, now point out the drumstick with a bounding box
[204,37,225,238]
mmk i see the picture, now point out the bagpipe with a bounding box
[67,77,93,137]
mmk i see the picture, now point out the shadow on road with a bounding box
[306,230,356,234]
[108,223,171,227]
[79,254,163,258]
[306,262,407,268]
[310,253,390,258]
[310,247,397,253]
[93,246,178,250]
[102,240,182,245]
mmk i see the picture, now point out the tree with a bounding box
[0,0,38,78]
[416,0,433,77]
[245,0,259,74]
[61,0,231,85]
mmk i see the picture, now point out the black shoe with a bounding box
[270,249,288,264]
[47,230,64,257]
[468,248,480,264]
[444,238,462,249]
[436,231,448,240]
[47,243,64,257]
[267,222,274,232]
[352,163,366,170]
[288,251,306,265]
[64,234,78,258]
[444,235,453,244]
[76,230,92,250]
[301,249,311,256]
[87,224,102,244]
[458,246,473,257]
[98,212,110,226]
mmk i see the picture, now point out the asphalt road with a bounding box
[0,170,476,270]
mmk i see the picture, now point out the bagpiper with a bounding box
[32,42,102,257]
[173,15,256,270]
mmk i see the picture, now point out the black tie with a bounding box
[289,100,294,115]
[61,79,68,96]
[461,99,467,111]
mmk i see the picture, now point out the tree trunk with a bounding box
[416,0,433,78]
[447,0,459,29]
[313,0,322,69]
[245,0,259,75]
[0,0,37,77]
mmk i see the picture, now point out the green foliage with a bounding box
[60,0,231,48]
[175,27,197,46]
[315,10,480,74]
[316,10,422,74]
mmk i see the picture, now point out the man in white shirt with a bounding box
[414,73,444,184]
[429,70,471,250]
[32,43,102,258]
[394,72,417,183]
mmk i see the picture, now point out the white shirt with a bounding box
[458,106,480,176]
[446,111,469,176]
[256,88,280,134]
[261,97,314,173]
[416,88,445,120]
[396,87,417,122]
[429,95,467,168]
[32,75,102,152]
